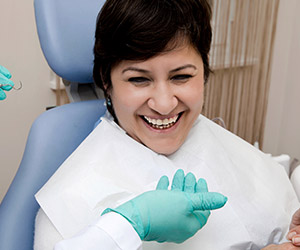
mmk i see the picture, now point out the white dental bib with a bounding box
[36,115,299,249]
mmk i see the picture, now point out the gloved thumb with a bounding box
[189,192,227,211]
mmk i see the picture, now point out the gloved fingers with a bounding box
[0,65,14,92]
[0,78,14,91]
[0,65,12,79]
[184,172,196,193]
[196,178,208,193]
[171,169,185,191]
[190,192,227,211]
[156,175,169,190]
[0,88,7,100]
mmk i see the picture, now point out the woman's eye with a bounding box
[128,77,150,85]
[171,74,193,82]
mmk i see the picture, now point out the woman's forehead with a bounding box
[113,42,202,72]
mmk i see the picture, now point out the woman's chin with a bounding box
[146,141,183,156]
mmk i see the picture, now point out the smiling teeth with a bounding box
[143,115,179,129]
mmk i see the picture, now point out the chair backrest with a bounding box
[34,0,106,83]
[0,99,106,250]
[0,0,107,248]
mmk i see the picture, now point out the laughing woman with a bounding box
[33,0,300,249]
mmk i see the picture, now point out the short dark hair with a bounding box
[93,0,212,115]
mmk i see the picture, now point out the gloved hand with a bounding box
[102,169,227,243]
[0,65,14,100]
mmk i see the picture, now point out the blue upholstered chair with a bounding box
[0,0,106,249]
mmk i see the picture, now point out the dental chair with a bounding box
[0,0,106,249]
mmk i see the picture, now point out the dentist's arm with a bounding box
[104,169,227,243]
[262,243,300,249]
[54,169,227,250]
[54,212,141,250]
[286,208,300,246]
[0,65,14,100]
[261,208,300,249]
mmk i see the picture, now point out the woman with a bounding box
[34,0,300,249]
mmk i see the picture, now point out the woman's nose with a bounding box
[147,83,178,115]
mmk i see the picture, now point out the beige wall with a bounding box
[0,0,56,201]
[263,0,300,161]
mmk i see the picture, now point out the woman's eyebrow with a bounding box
[170,64,197,73]
[122,67,150,74]
[122,64,197,74]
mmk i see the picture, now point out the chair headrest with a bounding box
[34,0,106,83]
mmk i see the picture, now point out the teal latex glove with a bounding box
[0,65,14,100]
[102,169,227,243]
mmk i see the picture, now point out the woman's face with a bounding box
[110,42,205,155]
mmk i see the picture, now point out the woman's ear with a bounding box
[104,84,112,95]
[102,82,113,99]
[103,83,108,91]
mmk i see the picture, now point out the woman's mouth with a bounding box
[141,113,183,130]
